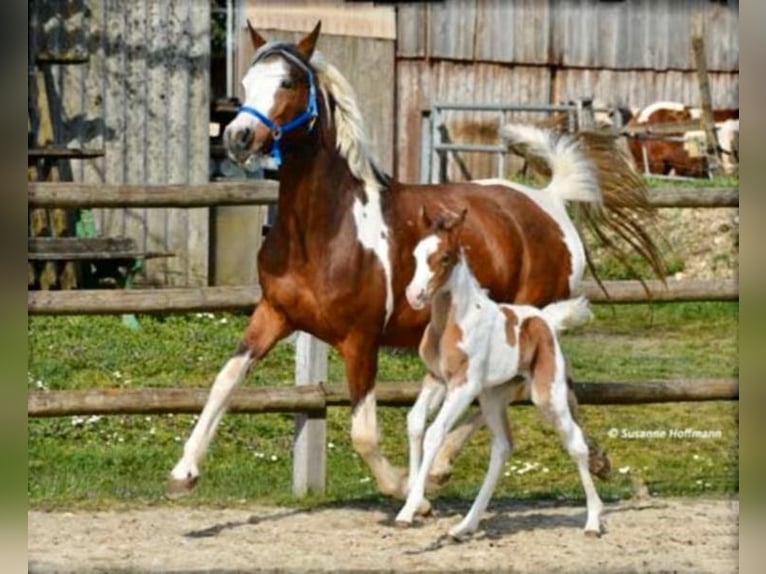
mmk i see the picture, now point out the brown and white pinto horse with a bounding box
[398,208,602,537]
[168,23,646,499]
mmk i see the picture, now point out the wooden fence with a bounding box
[27,181,739,495]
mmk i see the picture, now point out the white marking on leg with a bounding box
[352,182,393,323]
[170,352,252,481]
[450,385,512,538]
[351,392,403,496]
[406,374,445,493]
[396,382,478,525]
[546,364,603,534]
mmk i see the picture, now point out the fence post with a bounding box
[292,332,328,496]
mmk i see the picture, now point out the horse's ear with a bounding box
[247,20,267,51]
[456,208,468,227]
[296,21,321,60]
[419,205,432,229]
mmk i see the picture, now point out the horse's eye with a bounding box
[440,255,451,266]
[280,78,295,89]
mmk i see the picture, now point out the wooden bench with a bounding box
[28,237,174,290]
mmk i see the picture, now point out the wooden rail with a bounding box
[27,278,737,315]
[27,181,737,209]
[28,378,739,417]
[27,180,280,208]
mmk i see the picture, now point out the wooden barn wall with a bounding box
[394,0,739,183]
[42,0,210,287]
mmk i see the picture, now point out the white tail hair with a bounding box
[541,296,593,333]
[500,123,600,204]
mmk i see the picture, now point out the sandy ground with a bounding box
[28,496,738,573]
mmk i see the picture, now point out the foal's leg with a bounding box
[566,374,611,480]
[533,363,603,535]
[449,384,513,539]
[406,373,446,494]
[168,301,292,496]
[396,380,478,526]
[428,410,484,490]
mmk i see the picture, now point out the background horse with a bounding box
[168,22,660,500]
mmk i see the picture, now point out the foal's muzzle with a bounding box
[406,284,428,310]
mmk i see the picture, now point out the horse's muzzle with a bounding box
[223,124,255,162]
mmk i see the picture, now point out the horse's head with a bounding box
[406,207,468,310]
[224,21,322,167]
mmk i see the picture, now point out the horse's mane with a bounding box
[310,52,389,187]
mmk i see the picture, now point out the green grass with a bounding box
[28,301,738,510]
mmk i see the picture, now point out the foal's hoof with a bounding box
[416,498,433,517]
[584,528,602,539]
[166,475,198,499]
[395,520,411,529]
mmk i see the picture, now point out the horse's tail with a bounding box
[499,123,600,204]
[501,123,667,287]
[541,296,593,333]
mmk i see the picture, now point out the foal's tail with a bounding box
[500,123,601,204]
[541,296,593,333]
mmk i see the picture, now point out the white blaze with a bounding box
[406,235,440,308]
[227,59,289,134]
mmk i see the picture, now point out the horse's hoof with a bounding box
[166,475,198,499]
[584,528,602,538]
[395,520,411,529]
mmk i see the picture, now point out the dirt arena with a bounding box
[28,496,738,573]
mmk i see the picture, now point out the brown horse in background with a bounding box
[168,23,659,500]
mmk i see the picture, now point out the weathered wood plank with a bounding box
[582,278,738,303]
[27,378,739,417]
[28,285,261,315]
[28,181,280,208]
[26,278,738,315]
[27,182,737,209]
[29,237,136,254]
[647,187,738,208]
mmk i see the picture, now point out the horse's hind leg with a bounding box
[449,385,512,539]
[566,373,610,480]
[167,301,292,497]
[533,363,603,536]
[427,410,484,492]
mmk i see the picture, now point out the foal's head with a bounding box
[224,22,322,165]
[406,208,468,310]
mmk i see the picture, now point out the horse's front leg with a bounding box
[406,373,446,494]
[167,301,292,497]
[340,335,408,499]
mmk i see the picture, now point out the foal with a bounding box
[396,208,603,538]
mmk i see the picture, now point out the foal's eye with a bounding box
[439,255,451,266]
[280,78,295,89]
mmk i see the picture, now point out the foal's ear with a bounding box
[296,21,322,60]
[246,20,268,51]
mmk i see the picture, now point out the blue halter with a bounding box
[237,49,319,167]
